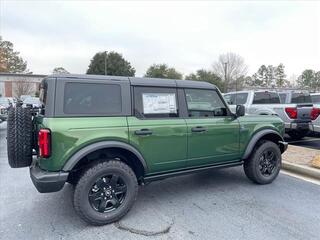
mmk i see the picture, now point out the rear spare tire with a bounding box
[7,106,33,168]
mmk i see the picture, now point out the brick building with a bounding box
[0,73,46,97]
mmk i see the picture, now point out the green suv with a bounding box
[7,74,288,225]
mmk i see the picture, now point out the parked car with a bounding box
[311,93,320,134]
[7,74,287,225]
[0,97,11,121]
[22,96,41,108]
[19,95,32,102]
[224,90,314,140]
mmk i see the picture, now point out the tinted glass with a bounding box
[185,89,227,117]
[269,92,281,104]
[311,95,320,104]
[64,83,121,114]
[224,93,248,105]
[134,87,178,118]
[39,80,47,105]
[291,92,312,104]
[253,92,280,104]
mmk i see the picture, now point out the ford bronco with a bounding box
[7,74,288,225]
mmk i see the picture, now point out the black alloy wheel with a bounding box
[89,174,127,213]
[258,149,277,176]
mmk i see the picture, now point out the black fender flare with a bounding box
[242,129,286,160]
[62,141,148,172]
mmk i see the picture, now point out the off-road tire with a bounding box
[244,140,281,185]
[287,131,306,141]
[7,106,33,168]
[73,160,138,225]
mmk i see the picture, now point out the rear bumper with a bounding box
[30,164,69,193]
[285,121,313,132]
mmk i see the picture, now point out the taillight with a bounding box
[38,129,51,158]
[285,107,297,119]
[311,107,320,120]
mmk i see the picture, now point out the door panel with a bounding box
[127,117,187,174]
[186,117,240,167]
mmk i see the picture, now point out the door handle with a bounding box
[191,126,207,133]
[134,129,153,136]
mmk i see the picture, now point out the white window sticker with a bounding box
[142,93,177,114]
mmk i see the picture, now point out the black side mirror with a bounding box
[236,105,245,117]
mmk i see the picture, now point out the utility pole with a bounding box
[104,51,108,75]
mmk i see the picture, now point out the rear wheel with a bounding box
[244,140,281,184]
[73,160,138,225]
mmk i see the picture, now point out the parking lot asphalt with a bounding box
[285,136,320,150]
[1,121,320,240]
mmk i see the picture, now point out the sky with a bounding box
[1,1,320,79]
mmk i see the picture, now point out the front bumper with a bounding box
[30,164,69,193]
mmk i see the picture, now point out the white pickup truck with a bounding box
[224,90,315,140]
[311,93,320,134]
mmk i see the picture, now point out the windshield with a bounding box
[291,92,312,104]
[224,93,248,105]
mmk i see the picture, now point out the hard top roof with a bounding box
[47,74,217,89]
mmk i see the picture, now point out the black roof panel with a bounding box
[49,74,217,89]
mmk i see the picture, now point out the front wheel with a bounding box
[244,140,281,184]
[73,160,138,225]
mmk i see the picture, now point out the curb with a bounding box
[282,161,320,180]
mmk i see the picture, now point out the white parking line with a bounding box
[281,170,320,186]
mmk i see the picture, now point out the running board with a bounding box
[143,161,243,183]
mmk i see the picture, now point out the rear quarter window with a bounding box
[63,83,122,114]
[312,95,320,104]
[291,92,312,104]
[253,92,280,104]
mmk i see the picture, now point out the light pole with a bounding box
[104,51,108,75]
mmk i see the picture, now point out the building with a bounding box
[0,73,46,97]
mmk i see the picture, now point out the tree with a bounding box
[87,51,135,76]
[297,69,316,89]
[0,36,29,73]
[212,52,248,92]
[52,67,69,74]
[185,69,223,90]
[274,63,287,87]
[14,78,33,98]
[144,64,182,79]
[251,65,267,86]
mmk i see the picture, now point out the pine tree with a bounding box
[275,63,286,87]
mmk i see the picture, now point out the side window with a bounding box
[253,92,280,104]
[223,94,234,105]
[185,89,228,118]
[63,83,122,114]
[224,93,248,105]
[134,87,178,118]
[269,92,281,104]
